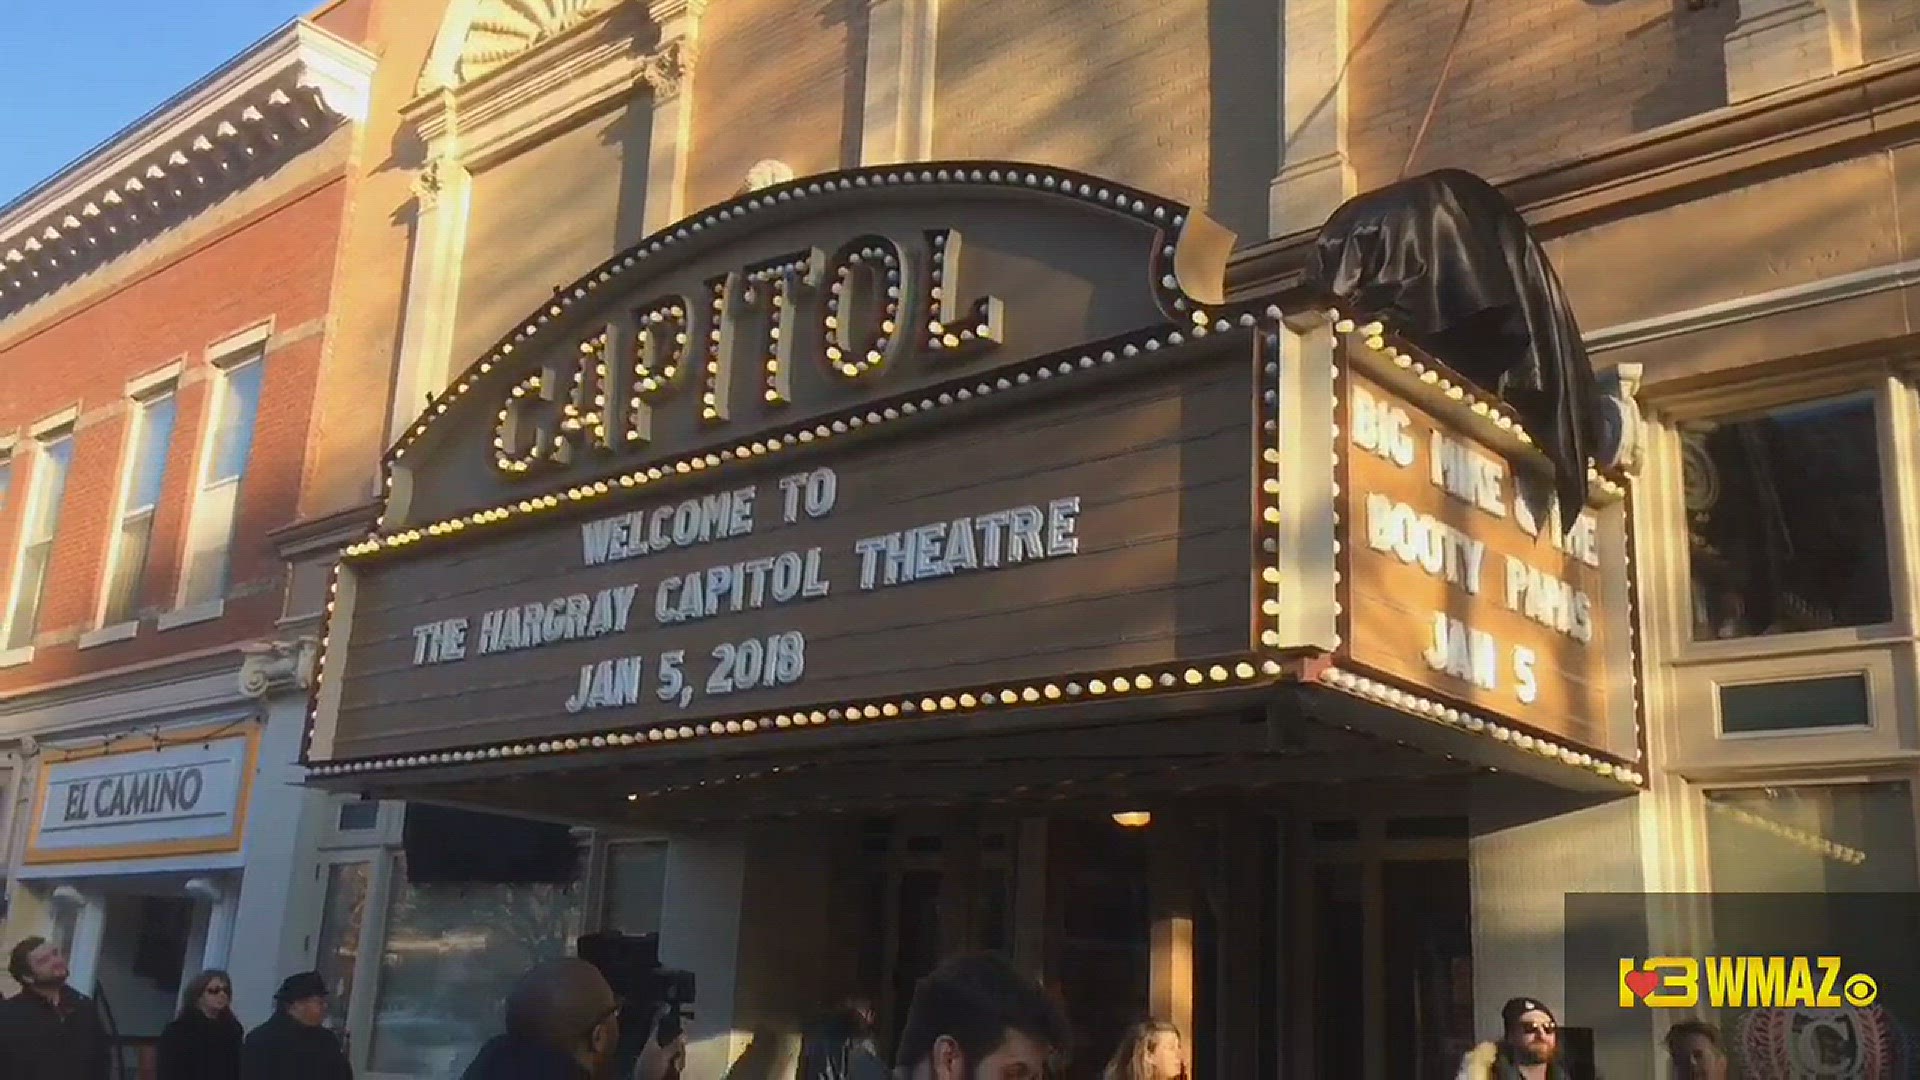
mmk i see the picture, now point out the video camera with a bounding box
[576,931,696,1054]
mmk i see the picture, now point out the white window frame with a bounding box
[0,414,78,665]
[308,817,654,1079]
[168,329,269,628]
[1694,773,1920,893]
[89,365,183,643]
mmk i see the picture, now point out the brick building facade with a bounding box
[0,8,378,1052]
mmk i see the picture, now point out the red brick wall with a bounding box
[0,177,346,693]
[1346,0,1737,190]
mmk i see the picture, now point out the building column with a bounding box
[659,838,746,1078]
[860,0,939,165]
[384,149,474,449]
[62,888,106,996]
[1147,822,1195,1046]
[639,0,706,235]
[1270,0,1356,237]
[1723,0,1859,103]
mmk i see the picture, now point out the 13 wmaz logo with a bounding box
[1619,957,1878,1009]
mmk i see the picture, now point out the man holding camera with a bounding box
[461,959,686,1080]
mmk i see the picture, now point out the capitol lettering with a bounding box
[494,228,1006,478]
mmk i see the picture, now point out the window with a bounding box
[178,356,263,608]
[1717,674,1870,736]
[3,430,74,651]
[336,801,381,832]
[1705,781,1919,892]
[1681,396,1891,641]
[364,855,586,1076]
[315,861,373,1034]
[100,388,177,625]
[602,839,669,935]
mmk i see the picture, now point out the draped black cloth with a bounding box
[1303,168,1602,532]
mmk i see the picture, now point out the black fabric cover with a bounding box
[1304,168,1601,531]
[402,803,580,885]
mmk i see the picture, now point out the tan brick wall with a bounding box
[1347,0,1736,190]
[932,0,1215,217]
[1865,0,1920,62]
[297,0,448,521]
[0,178,346,693]
[452,105,641,366]
[684,0,859,213]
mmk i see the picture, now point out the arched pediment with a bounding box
[421,0,623,91]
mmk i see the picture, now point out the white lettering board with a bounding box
[26,731,256,864]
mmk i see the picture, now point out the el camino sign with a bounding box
[24,730,257,866]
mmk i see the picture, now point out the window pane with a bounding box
[336,801,380,832]
[207,360,262,486]
[127,393,176,512]
[100,510,156,626]
[178,480,240,607]
[315,862,372,1033]
[0,457,11,512]
[603,840,668,935]
[5,438,68,650]
[1718,674,1870,735]
[1683,397,1890,640]
[4,542,51,650]
[1705,781,1919,892]
[366,856,585,1077]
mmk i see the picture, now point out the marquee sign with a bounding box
[1334,342,1636,758]
[25,727,258,866]
[301,162,1643,788]
[307,164,1265,769]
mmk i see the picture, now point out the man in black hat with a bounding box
[239,971,351,1080]
[1456,997,1569,1080]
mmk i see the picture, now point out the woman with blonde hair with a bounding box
[1102,1019,1187,1080]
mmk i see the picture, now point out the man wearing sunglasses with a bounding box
[1456,997,1570,1080]
[462,958,686,1080]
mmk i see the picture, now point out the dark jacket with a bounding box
[0,987,112,1080]
[238,1010,351,1080]
[459,1034,590,1080]
[158,1008,243,1080]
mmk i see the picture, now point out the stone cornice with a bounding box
[0,20,377,317]
[1227,48,1920,298]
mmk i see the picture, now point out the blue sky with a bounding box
[0,0,322,208]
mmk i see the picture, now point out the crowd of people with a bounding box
[0,932,1738,1080]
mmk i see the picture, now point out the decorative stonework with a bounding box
[0,22,375,319]
[412,158,448,209]
[741,160,796,193]
[457,0,622,84]
[638,38,697,99]
[239,637,320,699]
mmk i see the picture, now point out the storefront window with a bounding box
[1682,396,1891,641]
[314,862,371,1032]
[1704,781,1919,892]
[365,855,585,1078]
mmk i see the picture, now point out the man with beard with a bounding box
[0,937,111,1080]
[895,954,1071,1080]
[1456,997,1570,1080]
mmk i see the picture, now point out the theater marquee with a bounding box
[308,164,1268,768]
[1334,345,1635,757]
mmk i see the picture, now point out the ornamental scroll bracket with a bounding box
[1595,361,1646,477]
[238,636,320,700]
[412,158,447,209]
[638,38,697,99]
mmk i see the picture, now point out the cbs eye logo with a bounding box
[1618,957,1877,1009]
